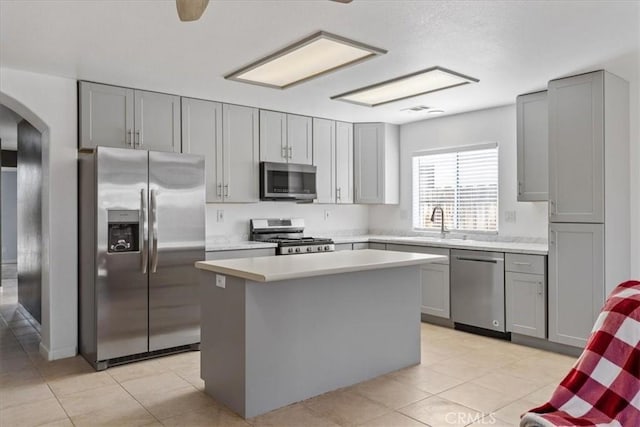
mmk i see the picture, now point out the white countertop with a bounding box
[207,235,548,255]
[195,249,447,282]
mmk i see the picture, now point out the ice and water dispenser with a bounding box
[107,210,140,253]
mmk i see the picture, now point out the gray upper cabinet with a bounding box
[335,121,354,204]
[134,90,181,153]
[287,114,313,165]
[79,82,134,150]
[182,99,258,203]
[354,123,399,204]
[548,222,604,347]
[259,110,287,163]
[223,104,260,203]
[181,98,223,202]
[79,81,179,152]
[516,91,548,201]
[259,111,312,165]
[548,72,604,222]
[312,118,335,204]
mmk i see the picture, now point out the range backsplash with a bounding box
[205,202,369,245]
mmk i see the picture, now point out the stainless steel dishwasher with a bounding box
[450,249,506,334]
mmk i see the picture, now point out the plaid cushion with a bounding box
[521,281,640,427]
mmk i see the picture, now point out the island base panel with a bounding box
[200,266,421,418]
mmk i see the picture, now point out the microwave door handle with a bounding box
[150,189,159,273]
[140,188,148,274]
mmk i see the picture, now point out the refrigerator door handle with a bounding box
[151,189,159,273]
[141,188,148,274]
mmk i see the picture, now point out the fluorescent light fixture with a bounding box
[225,31,386,89]
[331,66,479,107]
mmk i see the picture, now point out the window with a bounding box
[412,143,498,233]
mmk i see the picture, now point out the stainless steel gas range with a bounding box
[250,218,335,255]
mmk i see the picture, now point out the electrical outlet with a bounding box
[217,209,224,223]
[324,210,331,221]
[505,210,517,223]
[216,274,226,289]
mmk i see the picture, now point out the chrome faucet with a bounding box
[430,206,448,235]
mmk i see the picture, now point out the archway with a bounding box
[0,91,51,358]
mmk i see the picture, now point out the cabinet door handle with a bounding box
[537,281,544,296]
[135,130,141,146]
[549,231,555,246]
[512,261,531,266]
[224,184,229,197]
[336,187,341,201]
[549,200,556,215]
[288,146,293,159]
[140,188,148,274]
[281,146,287,159]
[518,181,523,195]
[128,129,134,147]
[217,183,222,198]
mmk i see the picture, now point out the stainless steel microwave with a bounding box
[260,162,317,201]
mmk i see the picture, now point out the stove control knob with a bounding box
[288,248,293,254]
[324,245,330,251]
[295,247,301,253]
[306,247,312,252]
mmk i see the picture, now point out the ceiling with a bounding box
[0,0,638,124]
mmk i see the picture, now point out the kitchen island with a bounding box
[195,249,446,418]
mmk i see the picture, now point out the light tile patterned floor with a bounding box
[0,264,577,426]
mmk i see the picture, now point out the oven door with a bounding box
[260,162,317,201]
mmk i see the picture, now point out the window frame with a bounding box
[411,142,499,234]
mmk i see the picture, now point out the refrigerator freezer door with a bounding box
[148,151,205,351]
[96,147,149,361]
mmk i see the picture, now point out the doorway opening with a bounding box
[0,103,43,350]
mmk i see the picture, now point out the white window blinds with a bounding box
[412,143,498,232]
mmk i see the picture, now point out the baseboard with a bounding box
[39,342,77,361]
[420,313,454,328]
[511,333,582,357]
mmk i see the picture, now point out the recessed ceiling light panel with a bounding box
[225,31,386,89]
[331,66,478,107]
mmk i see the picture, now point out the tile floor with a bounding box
[0,264,577,426]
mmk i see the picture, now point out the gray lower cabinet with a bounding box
[206,248,275,260]
[505,272,545,338]
[505,252,547,339]
[334,243,353,251]
[548,222,604,348]
[368,242,387,250]
[386,244,450,319]
[79,81,180,152]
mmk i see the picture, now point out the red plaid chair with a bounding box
[520,280,640,427]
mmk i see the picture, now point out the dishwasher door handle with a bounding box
[455,256,503,264]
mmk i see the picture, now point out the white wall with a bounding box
[369,105,548,239]
[206,203,368,245]
[0,67,77,360]
[2,169,17,262]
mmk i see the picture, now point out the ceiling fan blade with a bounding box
[176,0,210,22]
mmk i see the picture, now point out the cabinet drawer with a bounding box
[505,253,545,274]
[206,248,275,260]
[368,242,387,250]
[386,244,449,265]
[334,243,353,251]
[352,242,369,250]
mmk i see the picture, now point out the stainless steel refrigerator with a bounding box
[79,146,205,370]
